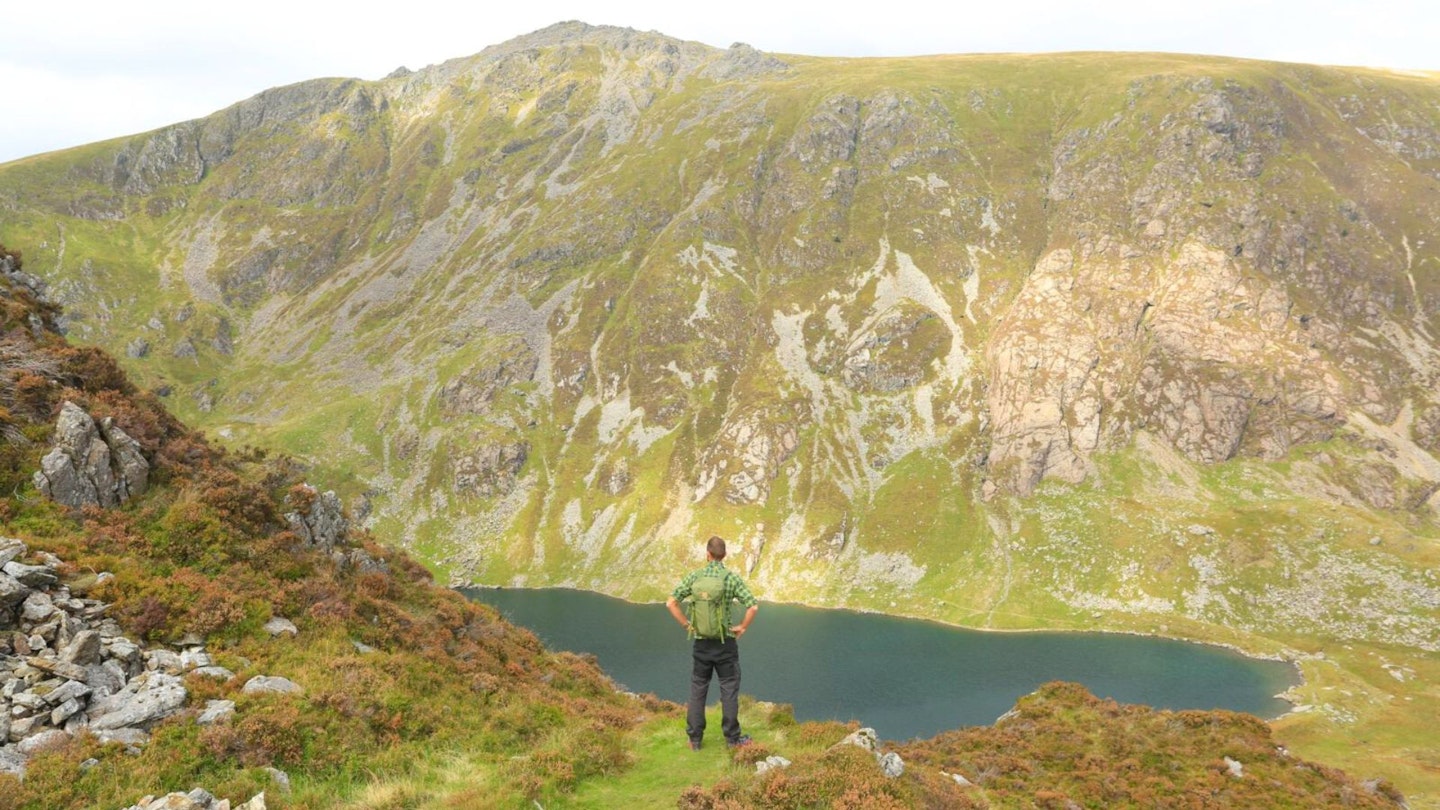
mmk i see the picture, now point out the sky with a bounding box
[3,0,1436,164]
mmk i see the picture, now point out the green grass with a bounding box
[565,701,812,809]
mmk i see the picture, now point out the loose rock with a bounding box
[196,700,235,726]
[242,676,302,695]
[755,755,791,773]
[262,617,297,637]
[90,672,187,731]
[16,728,69,756]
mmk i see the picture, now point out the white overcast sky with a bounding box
[3,0,1436,164]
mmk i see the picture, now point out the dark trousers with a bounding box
[687,638,742,744]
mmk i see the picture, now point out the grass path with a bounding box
[563,702,803,808]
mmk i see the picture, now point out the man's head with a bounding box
[706,535,727,560]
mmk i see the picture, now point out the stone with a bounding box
[262,617,298,637]
[1224,755,1244,778]
[235,793,267,810]
[242,676,302,695]
[148,649,184,673]
[33,617,60,643]
[879,751,905,778]
[87,660,128,698]
[43,679,90,706]
[196,699,235,725]
[267,767,291,794]
[27,656,88,682]
[755,754,792,773]
[108,639,143,666]
[351,640,376,654]
[945,771,974,787]
[3,561,57,589]
[126,338,150,358]
[284,486,348,550]
[99,417,150,502]
[9,715,42,740]
[0,538,24,567]
[12,690,46,711]
[187,788,217,806]
[138,793,199,809]
[180,648,214,670]
[95,727,149,746]
[0,572,29,610]
[0,744,24,778]
[89,672,187,731]
[32,551,63,568]
[50,697,83,725]
[16,728,70,756]
[32,401,149,509]
[191,666,235,680]
[20,591,56,622]
[61,629,103,666]
[834,727,879,753]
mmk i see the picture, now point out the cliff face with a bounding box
[1,25,1438,636]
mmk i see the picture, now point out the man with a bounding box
[665,535,759,750]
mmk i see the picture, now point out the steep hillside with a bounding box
[2,22,1439,803]
[0,240,663,806]
[0,242,1405,808]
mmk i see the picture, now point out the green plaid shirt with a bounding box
[672,561,757,638]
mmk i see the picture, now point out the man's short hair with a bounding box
[706,535,727,559]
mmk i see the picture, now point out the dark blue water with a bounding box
[464,587,1297,741]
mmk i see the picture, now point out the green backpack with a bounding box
[686,572,730,640]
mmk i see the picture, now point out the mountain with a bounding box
[2,22,1439,802]
[0,237,1405,810]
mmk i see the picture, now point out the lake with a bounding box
[464,587,1298,741]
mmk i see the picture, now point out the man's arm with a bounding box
[730,604,758,637]
[726,571,758,638]
[665,596,691,632]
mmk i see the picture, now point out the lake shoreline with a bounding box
[458,582,1303,723]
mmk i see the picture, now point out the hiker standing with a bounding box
[665,535,759,750]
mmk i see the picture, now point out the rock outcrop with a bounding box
[986,241,1345,494]
[283,485,387,574]
[831,727,906,779]
[452,441,529,498]
[284,485,348,550]
[696,415,800,505]
[33,402,150,509]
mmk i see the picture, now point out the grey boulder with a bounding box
[89,672,187,731]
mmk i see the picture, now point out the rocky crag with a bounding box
[2,25,1440,802]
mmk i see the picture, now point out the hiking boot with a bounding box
[689,739,702,751]
[727,735,753,748]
